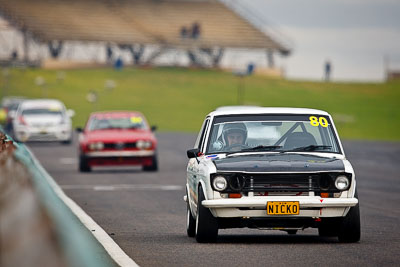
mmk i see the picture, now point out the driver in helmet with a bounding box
[222,122,248,150]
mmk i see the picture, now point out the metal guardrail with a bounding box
[0,129,117,267]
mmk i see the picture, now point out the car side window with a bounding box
[194,118,210,150]
[199,119,210,151]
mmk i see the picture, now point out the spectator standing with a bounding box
[191,22,201,39]
[106,45,113,64]
[114,57,123,70]
[180,26,188,40]
[325,60,332,81]
[11,50,18,61]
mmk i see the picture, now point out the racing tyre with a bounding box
[143,156,158,171]
[186,197,196,237]
[79,155,91,172]
[338,191,361,243]
[61,136,72,145]
[195,186,218,243]
[61,139,72,145]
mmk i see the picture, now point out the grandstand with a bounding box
[0,0,291,68]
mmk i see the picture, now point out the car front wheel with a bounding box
[143,155,158,171]
[338,201,361,243]
[319,190,361,243]
[186,196,196,237]
[61,136,72,145]
[195,186,218,243]
[79,155,91,172]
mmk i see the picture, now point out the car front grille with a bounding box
[104,142,136,150]
[211,172,347,196]
[27,133,59,141]
[244,174,320,193]
[242,174,320,196]
[30,122,58,127]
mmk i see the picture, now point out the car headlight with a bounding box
[89,142,104,150]
[335,175,350,191]
[229,174,246,191]
[137,140,152,149]
[213,176,228,191]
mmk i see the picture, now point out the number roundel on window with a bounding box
[309,116,329,128]
[309,116,319,127]
[319,117,328,127]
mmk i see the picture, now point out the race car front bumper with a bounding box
[202,196,358,218]
[85,150,155,157]
[83,150,156,166]
[14,125,72,142]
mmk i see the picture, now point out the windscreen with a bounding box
[88,115,147,131]
[206,114,341,154]
[22,108,63,116]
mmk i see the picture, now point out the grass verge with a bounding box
[1,67,399,140]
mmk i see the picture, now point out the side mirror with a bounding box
[187,148,201,159]
[151,125,157,132]
[66,109,75,117]
[76,127,83,133]
[8,110,16,119]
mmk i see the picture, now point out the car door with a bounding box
[187,117,210,212]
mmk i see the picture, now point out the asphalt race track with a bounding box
[28,133,400,266]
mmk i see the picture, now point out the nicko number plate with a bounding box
[267,201,299,215]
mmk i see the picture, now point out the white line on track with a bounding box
[27,149,139,267]
[60,194,139,267]
[61,184,184,191]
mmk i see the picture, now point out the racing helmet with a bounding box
[222,122,247,145]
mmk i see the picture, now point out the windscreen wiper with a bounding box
[229,145,282,154]
[247,145,282,151]
[284,145,332,152]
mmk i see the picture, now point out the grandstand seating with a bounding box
[0,0,287,52]
[0,0,152,43]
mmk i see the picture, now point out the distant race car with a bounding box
[77,111,158,172]
[185,107,360,243]
[12,99,74,143]
[0,96,28,133]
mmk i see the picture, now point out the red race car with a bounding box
[77,111,158,172]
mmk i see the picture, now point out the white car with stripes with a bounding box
[185,107,360,243]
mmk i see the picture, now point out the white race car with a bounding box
[13,99,74,143]
[185,107,360,243]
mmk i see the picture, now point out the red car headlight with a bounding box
[136,140,152,150]
[88,142,104,150]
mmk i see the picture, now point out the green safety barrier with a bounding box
[3,128,116,267]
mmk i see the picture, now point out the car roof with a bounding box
[90,111,144,119]
[215,105,260,111]
[19,99,65,109]
[208,107,330,117]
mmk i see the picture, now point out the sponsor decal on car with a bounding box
[206,154,219,160]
